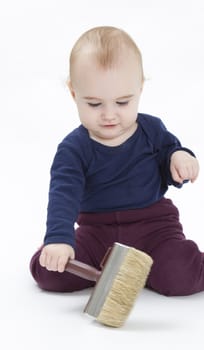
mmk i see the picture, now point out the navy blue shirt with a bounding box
[44,113,194,247]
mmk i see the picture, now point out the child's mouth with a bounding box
[103,124,117,128]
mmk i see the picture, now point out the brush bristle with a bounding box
[97,248,153,327]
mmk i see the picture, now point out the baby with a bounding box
[30,26,203,296]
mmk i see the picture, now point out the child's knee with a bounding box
[147,240,202,296]
[30,250,66,292]
[30,250,94,292]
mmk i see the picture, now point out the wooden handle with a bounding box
[65,259,101,282]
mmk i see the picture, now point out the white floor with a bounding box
[1,1,204,349]
[2,255,204,350]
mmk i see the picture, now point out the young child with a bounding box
[30,26,203,296]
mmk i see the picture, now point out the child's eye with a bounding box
[88,102,101,107]
[116,101,129,106]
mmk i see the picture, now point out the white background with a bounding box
[0,0,203,349]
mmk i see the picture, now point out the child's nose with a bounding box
[101,106,117,121]
[102,115,115,122]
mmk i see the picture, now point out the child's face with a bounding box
[69,53,143,146]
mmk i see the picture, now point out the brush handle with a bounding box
[65,259,101,282]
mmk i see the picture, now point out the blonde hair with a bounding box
[69,26,144,82]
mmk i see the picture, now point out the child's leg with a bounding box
[146,238,204,296]
[139,198,204,296]
[30,224,116,292]
[30,229,103,293]
[30,247,95,292]
[116,198,204,296]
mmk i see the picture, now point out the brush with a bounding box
[65,242,153,327]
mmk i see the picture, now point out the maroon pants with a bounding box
[30,198,204,296]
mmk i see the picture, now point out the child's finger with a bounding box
[39,250,47,267]
[191,165,199,182]
[171,167,183,183]
[178,167,191,182]
[57,255,69,273]
[180,165,198,183]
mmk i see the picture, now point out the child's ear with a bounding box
[66,78,76,99]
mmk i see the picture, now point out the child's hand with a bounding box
[170,150,199,184]
[39,243,75,273]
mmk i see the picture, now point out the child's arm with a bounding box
[44,133,86,248]
[41,129,89,272]
[39,243,75,273]
[170,150,199,184]
[141,115,199,187]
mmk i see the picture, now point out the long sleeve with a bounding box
[44,138,86,248]
[152,118,195,188]
[138,114,195,189]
